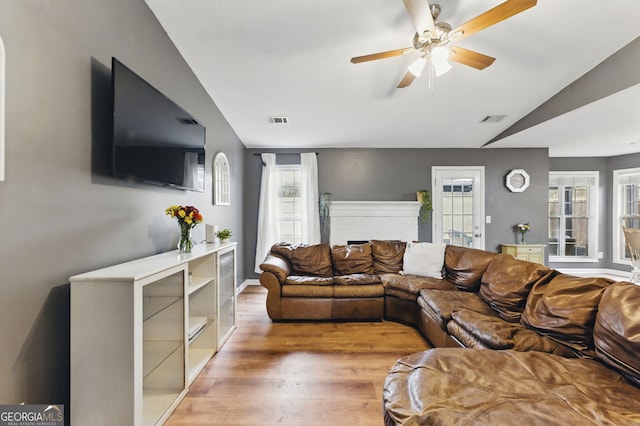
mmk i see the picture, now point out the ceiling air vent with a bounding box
[178,117,200,125]
[480,115,507,123]
[267,116,289,124]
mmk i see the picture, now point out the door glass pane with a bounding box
[218,250,235,345]
[441,178,473,247]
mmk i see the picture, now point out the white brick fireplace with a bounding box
[329,201,421,246]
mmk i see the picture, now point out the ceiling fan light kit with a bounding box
[350,0,537,89]
[430,46,452,76]
[408,56,427,77]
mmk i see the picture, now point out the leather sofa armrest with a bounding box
[260,253,291,282]
[259,270,283,320]
[259,253,290,321]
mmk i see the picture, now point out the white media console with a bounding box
[70,242,237,426]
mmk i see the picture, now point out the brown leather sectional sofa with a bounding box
[259,241,640,425]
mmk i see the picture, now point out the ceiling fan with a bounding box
[351,0,537,88]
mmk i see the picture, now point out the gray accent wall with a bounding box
[245,148,550,279]
[0,0,245,414]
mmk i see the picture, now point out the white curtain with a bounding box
[254,152,321,273]
[254,153,278,273]
[300,152,321,244]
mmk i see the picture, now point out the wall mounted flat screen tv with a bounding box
[111,57,205,192]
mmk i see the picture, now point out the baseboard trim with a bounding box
[237,278,260,295]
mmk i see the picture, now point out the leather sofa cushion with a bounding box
[384,287,416,301]
[281,284,333,297]
[334,274,381,285]
[444,245,497,292]
[594,281,640,386]
[371,240,406,274]
[449,308,518,349]
[285,276,334,286]
[331,243,374,275]
[448,309,576,357]
[334,284,384,298]
[383,348,640,426]
[479,254,555,322]
[417,289,497,329]
[382,274,456,301]
[521,273,613,354]
[445,320,491,349]
[271,243,333,277]
[510,326,577,357]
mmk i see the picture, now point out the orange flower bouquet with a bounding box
[166,205,203,253]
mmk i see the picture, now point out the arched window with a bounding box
[213,152,230,205]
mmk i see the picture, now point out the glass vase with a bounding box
[178,223,194,253]
[520,232,527,245]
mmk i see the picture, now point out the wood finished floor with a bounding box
[166,285,430,425]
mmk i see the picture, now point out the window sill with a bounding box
[549,256,598,263]
[555,268,630,282]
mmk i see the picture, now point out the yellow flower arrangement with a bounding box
[165,205,203,227]
[166,205,203,253]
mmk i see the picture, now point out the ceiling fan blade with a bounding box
[397,71,416,88]
[448,47,496,70]
[350,47,414,64]
[451,0,537,42]
[402,0,436,35]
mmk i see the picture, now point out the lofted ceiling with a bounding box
[145,0,640,157]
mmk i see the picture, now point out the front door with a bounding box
[432,166,485,249]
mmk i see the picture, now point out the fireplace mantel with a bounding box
[329,201,421,246]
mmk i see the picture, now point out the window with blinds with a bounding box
[613,168,640,264]
[549,172,599,262]
[276,165,302,244]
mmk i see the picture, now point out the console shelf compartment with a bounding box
[188,276,214,294]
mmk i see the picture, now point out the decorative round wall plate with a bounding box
[505,169,530,192]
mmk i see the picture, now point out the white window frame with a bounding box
[613,167,640,265]
[548,171,599,263]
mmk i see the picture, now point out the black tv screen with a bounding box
[111,57,205,192]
